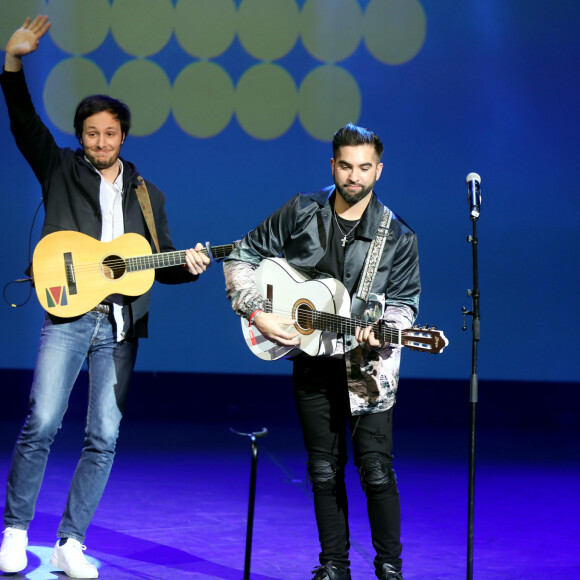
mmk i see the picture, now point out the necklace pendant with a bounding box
[341,235,347,247]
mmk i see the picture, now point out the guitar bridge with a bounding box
[64,252,78,295]
[264,284,273,314]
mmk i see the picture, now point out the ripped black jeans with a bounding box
[293,356,402,572]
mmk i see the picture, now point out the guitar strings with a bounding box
[262,305,400,341]
[46,244,236,279]
[257,307,439,347]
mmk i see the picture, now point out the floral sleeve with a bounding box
[223,259,265,320]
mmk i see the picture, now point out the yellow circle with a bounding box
[174,0,236,59]
[173,62,234,138]
[300,0,362,63]
[109,60,171,136]
[43,58,108,135]
[111,0,174,57]
[47,0,110,55]
[238,0,299,61]
[0,0,47,51]
[298,65,361,142]
[364,0,427,65]
[235,63,297,140]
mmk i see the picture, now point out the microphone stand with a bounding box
[231,427,269,579]
[462,186,481,580]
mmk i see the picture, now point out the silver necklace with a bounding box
[334,212,360,247]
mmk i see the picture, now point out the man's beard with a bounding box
[335,181,374,205]
[85,150,119,171]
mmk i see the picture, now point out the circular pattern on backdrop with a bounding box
[363,0,426,65]
[174,0,236,59]
[238,0,300,61]
[173,62,235,138]
[47,0,110,55]
[111,0,174,57]
[43,58,108,135]
[16,0,428,140]
[109,60,172,136]
[300,0,363,63]
[235,63,297,140]
[298,65,361,141]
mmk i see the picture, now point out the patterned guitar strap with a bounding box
[355,205,393,305]
[135,176,161,253]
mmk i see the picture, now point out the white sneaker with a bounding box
[0,527,28,573]
[50,539,98,578]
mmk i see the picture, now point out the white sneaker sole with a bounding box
[49,554,99,579]
[0,560,27,574]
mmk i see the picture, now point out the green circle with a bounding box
[111,0,174,57]
[235,63,297,140]
[298,65,361,142]
[109,60,171,136]
[0,0,48,51]
[364,0,427,65]
[47,0,110,55]
[300,0,362,63]
[43,58,108,135]
[238,0,299,61]
[174,0,236,59]
[173,62,234,138]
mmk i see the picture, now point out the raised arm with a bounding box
[4,15,51,72]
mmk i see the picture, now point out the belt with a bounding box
[91,302,111,314]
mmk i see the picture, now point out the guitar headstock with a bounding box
[402,325,449,354]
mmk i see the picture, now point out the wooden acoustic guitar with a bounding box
[32,230,235,317]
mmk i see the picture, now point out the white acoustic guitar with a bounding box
[32,230,236,318]
[241,257,448,361]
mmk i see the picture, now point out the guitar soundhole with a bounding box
[293,300,315,336]
[101,254,127,280]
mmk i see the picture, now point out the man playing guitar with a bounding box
[224,123,421,580]
[0,15,210,578]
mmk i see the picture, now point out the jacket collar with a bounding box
[319,186,386,241]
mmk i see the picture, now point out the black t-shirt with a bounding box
[316,210,361,281]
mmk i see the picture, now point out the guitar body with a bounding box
[240,258,449,360]
[241,258,351,360]
[33,231,155,317]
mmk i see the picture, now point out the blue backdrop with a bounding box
[1,0,578,383]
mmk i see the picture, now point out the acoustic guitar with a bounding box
[32,230,235,317]
[241,257,448,360]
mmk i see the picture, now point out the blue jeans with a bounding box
[3,311,138,543]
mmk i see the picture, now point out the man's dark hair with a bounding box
[332,122,384,159]
[74,95,131,141]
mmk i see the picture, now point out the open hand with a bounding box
[5,15,51,71]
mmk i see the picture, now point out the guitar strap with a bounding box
[135,176,160,253]
[355,205,393,304]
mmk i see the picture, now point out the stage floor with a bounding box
[0,418,578,579]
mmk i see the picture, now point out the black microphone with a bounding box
[466,172,481,218]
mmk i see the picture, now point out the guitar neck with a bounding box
[301,309,401,345]
[126,244,235,272]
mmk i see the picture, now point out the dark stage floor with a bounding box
[1,415,578,580]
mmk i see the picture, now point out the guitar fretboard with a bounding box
[126,244,235,272]
[310,311,401,345]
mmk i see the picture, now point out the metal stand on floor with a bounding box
[231,427,268,580]
[462,173,482,580]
